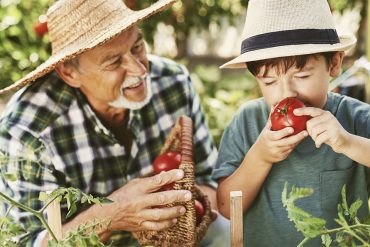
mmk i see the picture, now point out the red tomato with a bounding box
[34,21,48,37]
[271,97,311,135]
[153,151,181,174]
[195,199,205,225]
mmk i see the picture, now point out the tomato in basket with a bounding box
[153,151,181,190]
[195,199,205,225]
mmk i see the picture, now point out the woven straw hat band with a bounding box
[48,0,131,55]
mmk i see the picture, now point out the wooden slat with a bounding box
[46,197,63,240]
[230,191,243,247]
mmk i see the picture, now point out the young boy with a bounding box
[212,0,370,246]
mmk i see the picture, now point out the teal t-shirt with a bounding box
[212,92,370,247]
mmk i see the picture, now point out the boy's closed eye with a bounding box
[294,73,312,79]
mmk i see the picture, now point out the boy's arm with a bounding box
[217,145,273,219]
[217,122,307,219]
[294,107,370,167]
[336,134,370,167]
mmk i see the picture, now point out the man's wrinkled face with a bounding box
[72,26,151,110]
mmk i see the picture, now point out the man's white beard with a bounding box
[108,75,152,110]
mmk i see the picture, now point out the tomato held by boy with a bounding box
[271,97,311,135]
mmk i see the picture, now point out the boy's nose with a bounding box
[281,80,298,99]
[125,53,147,77]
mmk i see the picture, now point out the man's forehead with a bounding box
[85,27,142,63]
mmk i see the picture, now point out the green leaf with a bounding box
[38,192,48,202]
[66,203,77,219]
[3,173,17,181]
[348,199,362,221]
[321,234,332,247]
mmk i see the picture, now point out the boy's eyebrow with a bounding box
[297,66,314,72]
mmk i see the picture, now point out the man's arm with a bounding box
[41,169,192,246]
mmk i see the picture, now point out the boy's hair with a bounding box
[247,52,336,77]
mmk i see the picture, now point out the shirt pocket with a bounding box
[320,166,354,211]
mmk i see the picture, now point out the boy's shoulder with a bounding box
[236,97,269,118]
[228,97,270,129]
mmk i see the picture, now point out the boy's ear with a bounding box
[329,51,345,77]
[55,63,82,88]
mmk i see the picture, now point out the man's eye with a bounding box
[105,58,122,70]
[132,42,144,53]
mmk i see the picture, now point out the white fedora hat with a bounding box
[221,0,357,69]
[0,0,176,94]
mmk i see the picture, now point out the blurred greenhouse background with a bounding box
[0,0,369,146]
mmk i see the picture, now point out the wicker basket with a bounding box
[133,115,213,247]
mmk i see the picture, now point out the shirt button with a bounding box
[113,144,121,152]
[94,126,100,133]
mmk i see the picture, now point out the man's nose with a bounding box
[124,53,147,77]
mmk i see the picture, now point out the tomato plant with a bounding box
[271,97,311,135]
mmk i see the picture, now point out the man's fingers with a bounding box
[142,169,184,192]
[139,206,186,221]
[142,190,192,208]
[141,218,178,231]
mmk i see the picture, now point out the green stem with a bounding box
[0,204,14,229]
[0,192,58,242]
[0,192,38,215]
[321,224,370,246]
[323,224,370,235]
[344,228,370,246]
[297,237,310,247]
[39,194,61,213]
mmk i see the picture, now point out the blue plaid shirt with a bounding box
[0,55,217,246]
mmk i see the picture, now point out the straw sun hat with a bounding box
[221,0,357,69]
[0,0,176,94]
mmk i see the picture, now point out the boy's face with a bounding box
[255,52,344,109]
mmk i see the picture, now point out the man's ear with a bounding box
[329,51,345,77]
[55,63,82,88]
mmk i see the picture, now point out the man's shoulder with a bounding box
[0,73,76,136]
[148,54,188,78]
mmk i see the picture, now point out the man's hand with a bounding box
[253,118,308,165]
[294,107,350,153]
[106,169,191,232]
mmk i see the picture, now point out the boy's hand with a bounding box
[294,107,350,153]
[253,118,308,165]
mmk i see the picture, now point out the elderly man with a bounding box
[0,0,226,246]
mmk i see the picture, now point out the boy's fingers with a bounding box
[269,127,294,140]
[293,107,323,117]
[278,130,308,147]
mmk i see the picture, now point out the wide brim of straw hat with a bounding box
[0,0,176,94]
[220,34,356,69]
